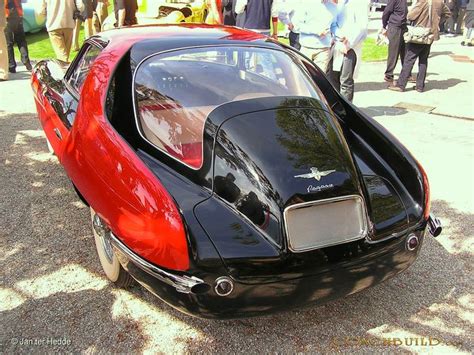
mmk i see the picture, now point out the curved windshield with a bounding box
[134,46,323,169]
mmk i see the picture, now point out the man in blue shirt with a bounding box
[285,0,341,73]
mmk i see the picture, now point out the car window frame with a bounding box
[64,38,106,99]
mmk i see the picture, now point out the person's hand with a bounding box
[382,28,387,36]
[319,30,328,38]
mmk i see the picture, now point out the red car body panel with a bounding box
[32,33,197,271]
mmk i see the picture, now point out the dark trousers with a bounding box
[385,25,405,80]
[4,16,30,71]
[328,49,357,102]
[397,43,431,90]
[289,31,301,50]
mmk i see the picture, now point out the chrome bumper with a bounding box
[109,232,209,294]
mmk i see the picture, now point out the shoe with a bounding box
[408,75,417,83]
[461,41,466,46]
[388,85,404,92]
[413,86,423,93]
[468,42,473,47]
[384,76,393,83]
[25,62,33,71]
[8,67,16,74]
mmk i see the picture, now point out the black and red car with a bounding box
[31,25,441,318]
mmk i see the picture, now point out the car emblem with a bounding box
[294,167,336,181]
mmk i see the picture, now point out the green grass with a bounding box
[16,20,387,62]
[14,29,85,61]
[361,37,388,62]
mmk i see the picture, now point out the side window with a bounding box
[67,44,101,92]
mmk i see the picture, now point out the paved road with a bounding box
[0,39,473,353]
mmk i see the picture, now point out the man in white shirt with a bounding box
[278,0,306,49]
[329,0,370,101]
[280,0,341,73]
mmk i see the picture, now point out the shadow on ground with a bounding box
[0,113,472,353]
[361,106,408,117]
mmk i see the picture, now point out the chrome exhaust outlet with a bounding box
[427,214,442,237]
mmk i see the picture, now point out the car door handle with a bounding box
[54,128,62,141]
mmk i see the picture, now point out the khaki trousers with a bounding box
[73,18,93,51]
[49,28,73,63]
[93,2,108,34]
[300,46,332,73]
[0,26,8,80]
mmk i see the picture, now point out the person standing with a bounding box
[278,0,305,50]
[382,0,408,83]
[114,0,137,27]
[222,0,236,25]
[0,1,8,80]
[72,0,95,51]
[329,0,370,101]
[389,0,451,92]
[41,0,84,63]
[296,0,341,73]
[4,0,32,73]
[92,0,109,33]
[445,0,458,34]
[235,0,279,38]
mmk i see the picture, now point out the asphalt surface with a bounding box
[1,25,473,355]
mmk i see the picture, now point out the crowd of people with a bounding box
[0,0,472,99]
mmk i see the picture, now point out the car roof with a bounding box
[97,24,286,63]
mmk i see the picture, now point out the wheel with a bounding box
[90,208,134,287]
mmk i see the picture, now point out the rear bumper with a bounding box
[112,228,427,319]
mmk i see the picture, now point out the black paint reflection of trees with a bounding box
[276,104,350,172]
[364,175,406,226]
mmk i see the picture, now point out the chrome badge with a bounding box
[294,167,336,181]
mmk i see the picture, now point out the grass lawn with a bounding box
[16,23,387,63]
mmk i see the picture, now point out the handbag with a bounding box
[73,0,86,22]
[404,0,434,44]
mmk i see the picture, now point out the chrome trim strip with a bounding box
[109,232,205,294]
[283,195,369,253]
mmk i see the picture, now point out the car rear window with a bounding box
[134,46,323,169]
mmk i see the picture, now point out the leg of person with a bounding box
[84,18,93,39]
[395,43,421,90]
[456,8,466,34]
[49,29,69,63]
[339,49,357,102]
[325,55,341,91]
[72,19,81,51]
[384,26,402,81]
[63,28,74,63]
[415,44,431,91]
[4,21,16,72]
[0,27,8,80]
[11,16,32,70]
[311,47,331,73]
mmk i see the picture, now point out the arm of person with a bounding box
[382,0,395,28]
[407,0,423,21]
[234,0,247,14]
